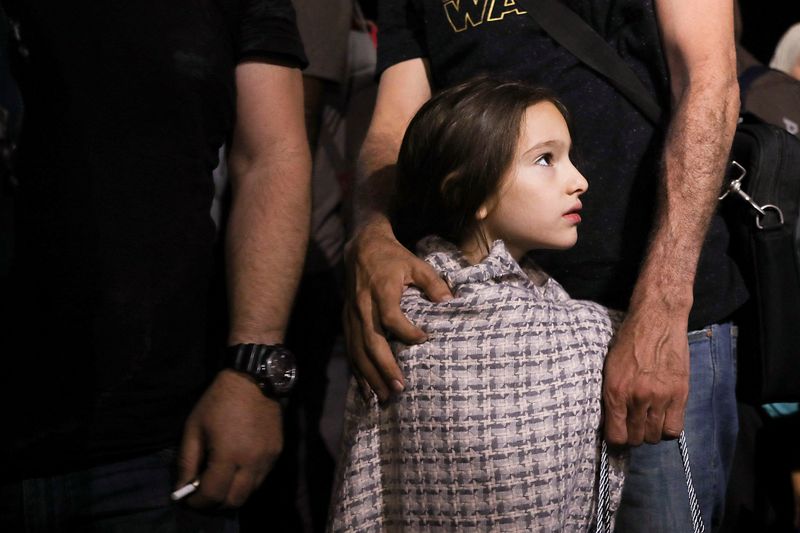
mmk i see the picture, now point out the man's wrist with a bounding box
[631,291,692,316]
[629,269,694,316]
[218,368,263,393]
[223,343,297,401]
[351,215,393,243]
[213,370,285,412]
[227,332,284,346]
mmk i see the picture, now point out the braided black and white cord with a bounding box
[678,431,705,533]
[595,440,612,533]
[595,430,705,533]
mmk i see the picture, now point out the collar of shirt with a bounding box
[416,235,559,297]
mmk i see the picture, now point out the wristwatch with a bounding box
[225,343,297,400]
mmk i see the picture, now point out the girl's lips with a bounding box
[563,202,583,223]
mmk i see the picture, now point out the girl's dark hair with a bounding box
[393,76,569,249]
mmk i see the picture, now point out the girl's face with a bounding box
[478,101,588,260]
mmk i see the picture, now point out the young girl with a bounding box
[329,77,625,532]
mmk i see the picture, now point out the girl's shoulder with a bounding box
[402,236,624,330]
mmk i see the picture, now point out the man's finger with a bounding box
[222,469,257,509]
[343,324,372,402]
[176,421,204,488]
[625,401,648,446]
[662,399,686,439]
[603,406,629,446]
[644,407,667,444]
[375,281,427,345]
[411,262,452,303]
[346,305,391,401]
[365,304,405,394]
[354,292,403,395]
[343,342,374,404]
[189,460,237,508]
[355,345,393,401]
[356,374,373,403]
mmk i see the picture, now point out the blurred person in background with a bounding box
[770,23,800,80]
[0,1,311,531]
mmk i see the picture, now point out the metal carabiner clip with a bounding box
[719,160,784,229]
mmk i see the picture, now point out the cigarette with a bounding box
[170,479,200,501]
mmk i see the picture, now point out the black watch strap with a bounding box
[225,343,279,375]
[224,343,297,400]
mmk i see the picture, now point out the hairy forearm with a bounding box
[225,147,311,344]
[351,60,433,236]
[351,130,403,235]
[632,75,739,313]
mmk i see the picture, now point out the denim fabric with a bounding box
[614,323,739,533]
[0,448,238,533]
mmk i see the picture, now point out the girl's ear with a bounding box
[476,193,500,220]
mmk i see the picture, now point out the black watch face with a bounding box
[264,349,297,395]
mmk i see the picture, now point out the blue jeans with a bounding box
[614,323,738,533]
[0,448,238,533]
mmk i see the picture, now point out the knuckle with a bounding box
[244,440,281,466]
[362,333,387,356]
[241,449,267,468]
[603,377,627,397]
[377,277,399,295]
[603,386,628,408]
[366,271,389,291]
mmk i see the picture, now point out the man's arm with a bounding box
[344,58,451,402]
[603,0,739,446]
[177,61,311,508]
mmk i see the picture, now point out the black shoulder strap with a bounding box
[516,0,663,125]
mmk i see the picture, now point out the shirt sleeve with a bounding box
[238,0,308,68]
[376,0,428,77]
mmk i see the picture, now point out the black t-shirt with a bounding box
[378,0,747,328]
[0,0,306,478]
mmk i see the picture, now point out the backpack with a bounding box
[722,117,800,404]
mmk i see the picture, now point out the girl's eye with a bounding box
[534,153,553,166]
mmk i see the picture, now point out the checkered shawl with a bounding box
[329,237,625,532]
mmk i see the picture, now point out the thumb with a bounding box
[176,419,204,488]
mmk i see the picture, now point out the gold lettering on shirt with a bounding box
[486,0,526,21]
[442,0,526,33]
[443,0,488,32]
